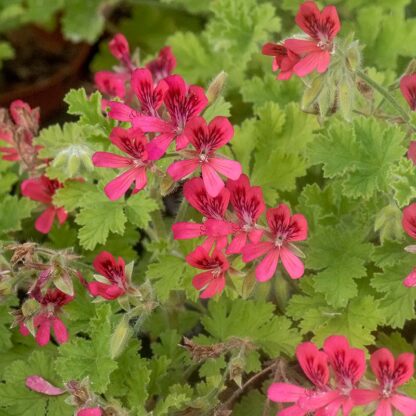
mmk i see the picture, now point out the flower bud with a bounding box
[206,71,228,104]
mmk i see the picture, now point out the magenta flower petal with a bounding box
[134,116,171,133]
[202,163,224,197]
[35,320,51,347]
[209,158,242,180]
[92,152,132,168]
[52,318,69,344]
[147,133,175,160]
[400,74,416,111]
[26,376,65,396]
[172,222,203,239]
[108,101,137,122]
[390,394,416,416]
[104,167,140,201]
[167,159,199,181]
[242,242,273,262]
[404,268,416,287]
[268,383,306,403]
[77,408,102,416]
[255,248,280,281]
[280,246,304,279]
[35,206,56,234]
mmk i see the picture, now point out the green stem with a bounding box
[149,187,168,241]
[356,69,411,124]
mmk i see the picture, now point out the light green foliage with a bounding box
[0,195,35,235]
[201,298,300,356]
[169,0,280,87]
[287,281,384,349]
[232,102,318,203]
[55,304,118,393]
[307,224,374,308]
[36,123,98,181]
[0,351,72,415]
[310,118,406,199]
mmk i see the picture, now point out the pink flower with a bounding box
[352,349,416,416]
[21,176,68,234]
[225,174,265,254]
[167,116,242,197]
[0,100,40,165]
[134,75,208,160]
[146,46,177,83]
[301,336,366,415]
[407,141,416,165]
[108,68,168,121]
[88,251,127,300]
[172,177,232,251]
[77,408,102,416]
[26,375,65,395]
[402,203,416,239]
[261,42,301,80]
[400,74,416,111]
[94,71,127,100]
[9,100,40,133]
[92,127,150,200]
[109,33,132,69]
[20,289,72,346]
[186,246,229,298]
[242,204,307,281]
[404,268,416,287]
[268,342,336,416]
[284,1,341,77]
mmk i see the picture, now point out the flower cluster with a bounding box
[19,287,73,347]
[0,100,40,172]
[94,32,176,110]
[268,335,416,416]
[262,1,341,79]
[172,175,307,298]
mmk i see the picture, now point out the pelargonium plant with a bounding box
[1,1,416,415]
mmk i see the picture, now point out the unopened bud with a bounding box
[110,315,132,359]
[206,71,228,104]
[345,41,362,72]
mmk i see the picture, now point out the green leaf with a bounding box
[65,88,113,135]
[310,117,406,199]
[110,340,151,410]
[307,225,374,308]
[390,158,416,208]
[0,351,72,416]
[201,298,300,356]
[75,190,126,251]
[125,194,158,229]
[55,304,118,394]
[287,282,384,349]
[146,255,196,301]
[53,180,96,212]
[36,123,98,181]
[371,256,416,328]
[0,196,35,235]
[203,97,232,123]
[61,0,106,43]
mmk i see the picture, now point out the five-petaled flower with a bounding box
[108,68,168,121]
[263,1,341,78]
[146,46,177,84]
[268,341,333,416]
[92,127,151,201]
[261,42,301,80]
[186,246,229,298]
[20,288,73,346]
[134,74,208,160]
[172,177,232,251]
[352,348,416,416]
[225,174,265,254]
[88,251,128,300]
[242,203,307,281]
[400,74,416,111]
[21,175,68,234]
[300,336,366,415]
[167,116,242,197]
